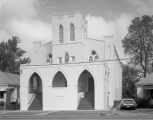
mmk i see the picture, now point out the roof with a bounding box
[136,73,153,86]
[0,71,20,86]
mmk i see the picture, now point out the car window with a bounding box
[122,100,135,104]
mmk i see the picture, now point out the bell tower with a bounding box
[51,12,87,44]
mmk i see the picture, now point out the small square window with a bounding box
[58,57,62,63]
[71,56,75,62]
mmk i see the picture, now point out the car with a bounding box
[119,98,137,110]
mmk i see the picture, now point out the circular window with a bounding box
[91,50,96,55]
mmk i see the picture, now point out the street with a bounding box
[1,109,153,120]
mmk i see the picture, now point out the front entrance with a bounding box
[28,73,43,110]
[77,70,94,110]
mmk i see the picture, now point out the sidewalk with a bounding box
[0,109,116,116]
[115,108,153,116]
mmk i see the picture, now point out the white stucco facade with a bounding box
[20,12,122,111]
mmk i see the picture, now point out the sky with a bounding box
[0,0,153,58]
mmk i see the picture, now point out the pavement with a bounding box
[1,109,153,120]
[0,109,115,119]
[0,109,115,115]
[117,108,153,115]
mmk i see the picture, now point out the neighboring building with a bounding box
[20,13,122,111]
[0,71,20,110]
[136,73,153,99]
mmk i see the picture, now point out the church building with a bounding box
[20,13,122,110]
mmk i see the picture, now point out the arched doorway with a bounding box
[28,73,43,110]
[77,70,95,110]
[52,71,67,87]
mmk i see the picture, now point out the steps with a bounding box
[28,93,42,110]
[77,92,94,110]
[77,97,94,110]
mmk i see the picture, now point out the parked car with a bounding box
[120,98,137,110]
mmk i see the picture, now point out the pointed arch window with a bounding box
[89,50,99,62]
[89,56,93,62]
[94,55,99,61]
[65,52,69,63]
[29,73,42,93]
[59,24,64,43]
[70,23,75,41]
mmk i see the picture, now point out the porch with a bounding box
[136,73,153,107]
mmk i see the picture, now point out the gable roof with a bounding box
[0,71,20,86]
[136,73,153,86]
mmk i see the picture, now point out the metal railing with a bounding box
[28,93,36,108]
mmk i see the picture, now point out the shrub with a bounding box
[135,98,150,108]
[0,101,4,106]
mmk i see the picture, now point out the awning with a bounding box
[0,87,6,91]
[0,71,20,86]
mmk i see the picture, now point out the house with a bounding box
[136,73,153,99]
[0,71,20,110]
[20,12,122,111]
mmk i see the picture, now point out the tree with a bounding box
[0,36,31,74]
[122,65,139,98]
[122,15,153,77]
